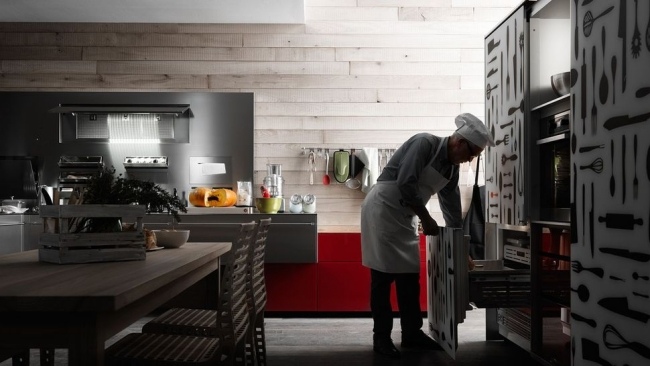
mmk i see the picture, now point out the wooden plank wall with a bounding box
[0,0,521,232]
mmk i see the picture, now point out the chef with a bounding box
[361,113,495,359]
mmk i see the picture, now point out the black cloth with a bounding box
[370,269,422,338]
[463,156,486,259]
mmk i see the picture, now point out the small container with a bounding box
[236,181,252,206]
[302,194,316,213]
[289,194,303,213]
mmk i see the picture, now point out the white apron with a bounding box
[361,143,451,273]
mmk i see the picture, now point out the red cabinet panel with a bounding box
[318,232,362,261]
[317,262,370,311]
[265,264,317,312]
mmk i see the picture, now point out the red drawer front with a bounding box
[318,233,362,262]
[317,262,371,311]
[265,264,317,312]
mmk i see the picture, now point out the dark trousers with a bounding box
[370,268,422,339]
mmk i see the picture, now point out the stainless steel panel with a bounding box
[143,213,317,263]
[0,92,254,197]
[0,215,23,255]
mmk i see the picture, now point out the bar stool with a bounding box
[245,218,271,366]
[105,221,257,366]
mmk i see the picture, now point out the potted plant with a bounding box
[74,166,187,233]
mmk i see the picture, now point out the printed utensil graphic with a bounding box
[634,135,638,198]
[600,247,650,262]
[647,0,650,52]
[591,45,598,135]
[571,260,604,278]
[622,135,626,203]
[619,0,627,92]
[507,99,524,116]
[632,0,641,58]
[579,157,604,173]
[634,272,650,280]
[486,83,498,99]
[603,324,650,359]
[637,87,650,97]
[583,6,614,37]
[599,27,608,104]
[501,153,518,165]
[590,182,594,257]
[598,213,643,229]
[610,140,615,196]
[612,56,617,103]
[572,313,597,328]
[574,0,579,59]
[598,297,650,323]
[581,48,587,134]
[571,284,590,302]
[579,144,604,153]
[582,338,613,365]
[487,38,500,54]
[495,135,509,146]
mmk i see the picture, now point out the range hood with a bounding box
[51,104,192,144]
[48,104,192,116]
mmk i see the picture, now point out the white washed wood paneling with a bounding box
[305,7,398,21]
[0,0,520,232]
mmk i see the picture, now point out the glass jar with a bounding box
[236,181,252,206]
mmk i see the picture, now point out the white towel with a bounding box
[359,147,379,194]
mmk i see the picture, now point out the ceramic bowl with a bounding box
[255,197,282,213]
[153,229,190,248]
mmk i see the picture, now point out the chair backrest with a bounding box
[249,218,271,314]
[219,221,257,349]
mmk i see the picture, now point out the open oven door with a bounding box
[426,227,469,360]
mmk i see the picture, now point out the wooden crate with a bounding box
[39,205,146,264]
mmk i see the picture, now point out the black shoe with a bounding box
[401,330,443,350]
[373,337,401,359]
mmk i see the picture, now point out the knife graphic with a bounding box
[487,38,500,55]
[619,0,627,92]
[603,111,650,130]
[600,247,650,262]
[598,297,650,323]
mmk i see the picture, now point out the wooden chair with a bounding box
[105,221,258,366]
[244,218,271,366]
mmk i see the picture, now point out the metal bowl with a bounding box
[550,72,571,97]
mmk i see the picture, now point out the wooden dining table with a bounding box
[0,242,231,366]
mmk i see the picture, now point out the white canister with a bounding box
[302,194,316,213]
[289,194,303,213]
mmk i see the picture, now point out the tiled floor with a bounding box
[0,309,540,365]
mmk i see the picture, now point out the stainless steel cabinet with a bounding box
[143,213,317,263]
[0,215,22,255]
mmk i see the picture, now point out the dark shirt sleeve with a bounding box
[437,167,463,228]
[394,135,436,207]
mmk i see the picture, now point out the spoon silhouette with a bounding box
[571,284,590,302]
[599,27,608,104]
[323,150,330,185]
[633,272,649,280]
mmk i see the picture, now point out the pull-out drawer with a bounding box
[469,260,530,308]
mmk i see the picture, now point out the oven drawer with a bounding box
[469,260,530,308]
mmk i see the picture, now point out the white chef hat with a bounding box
[454,113,495,148]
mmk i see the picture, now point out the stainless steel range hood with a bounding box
[50,104,192,144]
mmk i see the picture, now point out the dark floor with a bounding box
[0,309,540,365]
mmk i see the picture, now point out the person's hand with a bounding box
[468,255,475,270]
[420,217,439,236]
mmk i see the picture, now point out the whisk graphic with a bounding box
[579,157,604,173]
